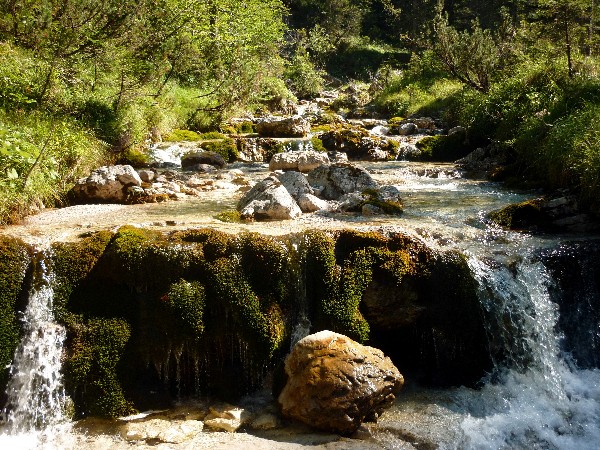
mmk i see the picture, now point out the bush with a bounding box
[165,129,202,141]
[199,138,239,163]
[284,49,325,99]
[0,111,107,224]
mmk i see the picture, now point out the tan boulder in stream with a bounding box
[278,330,404,435]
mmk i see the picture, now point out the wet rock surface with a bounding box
[181,151,226,170]
[278,330,404,435]
[307,162,378,200]
[70,165,143,204]
[269,151,330,173]
[237,175,303,220]
[256,116,311,138]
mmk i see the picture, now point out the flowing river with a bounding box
[1,161,599,449]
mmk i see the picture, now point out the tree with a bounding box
[538,0,594,76]
[430,4,514,92]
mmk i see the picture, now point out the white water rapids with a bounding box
[0,256,70,449]
[0,161,599,448]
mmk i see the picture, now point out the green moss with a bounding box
[310,137,326,152]
[359,190,403,215]
[235,233,292,306]
[334,229,389,261]
[117,147,149,168]
[415,133,470,162]
[302,231,369,342]
[173,229,233,261]
[206,257,285,359]
[388,117,405,127]
[165,279,205,337]
[233,121,255,134]
[199,138,239,163]
[215,210,243,223]
[63,317,134,418]
[99,226,203,289]
[51,231,113,321]
[199,131,227,140]
[0,236,31,390]
[165,129,201,141]
[487,199,545,230]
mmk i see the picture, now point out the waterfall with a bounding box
[0,254,70,447]
[460,252,600,449]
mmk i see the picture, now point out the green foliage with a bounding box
[199,138,239,163]
[0,110,107,224]
[372,69,462,118]
[165,129,202,142]
[415,133,470,162]
[284,48,325,99]
[431,9,508,93]
[0,237,31,390]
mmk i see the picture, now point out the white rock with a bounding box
[297,194,332,213]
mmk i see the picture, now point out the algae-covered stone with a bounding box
[0,236,31,391]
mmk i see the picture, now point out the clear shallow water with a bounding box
[2,161,600,449]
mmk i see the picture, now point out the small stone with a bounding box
[249,413,279,430]
[137,169,155,183]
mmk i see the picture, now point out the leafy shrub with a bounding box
[165,129,201,141]
[200,138,239,163]
[199,131,227,140]
[284,48,325,99]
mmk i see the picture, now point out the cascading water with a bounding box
[0,253,70,448]
[457,248,600,449]
[1,161,599,449]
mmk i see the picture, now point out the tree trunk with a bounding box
[565,20,573,77]
[590,0,596,56]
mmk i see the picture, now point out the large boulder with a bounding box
[237,176,302,220]
[276,171,314,200]
[307,162,378,200]
[269,151,330,173]
[181,151,226,170]
[70,165,142,204]
[256,116,311,138]
[278,330,404,435]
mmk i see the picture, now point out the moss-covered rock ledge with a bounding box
[0,228,491,419]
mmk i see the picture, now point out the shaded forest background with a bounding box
[0,0,598,223]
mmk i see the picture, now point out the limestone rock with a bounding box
[203,404,252,432]
[256,116,311,138]
[185,163,218,173]
[297,194,332,213]
[278,330,404,435]
[277,171,314,200]
[137,169,155,183]
[121,418,204,444]
[237,176,302,220]
[181,151,226,169]
[249,412,279,430]
[307,162,378,200]
[70,165,142,204]
[269,151,330,173]
[398,123,418,136]
[327,151,348,163]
